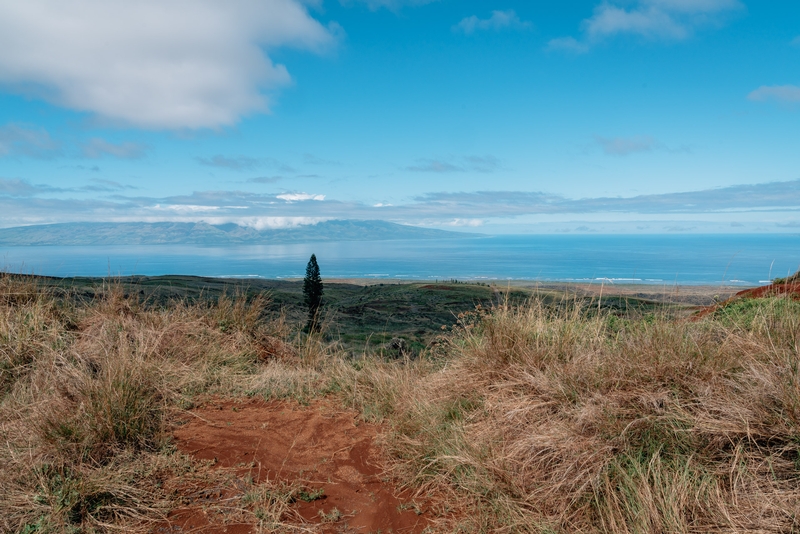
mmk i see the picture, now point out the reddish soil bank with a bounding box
[158,398,431,533]
[693,281,800,319]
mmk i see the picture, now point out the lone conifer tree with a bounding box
[303,254,324,332]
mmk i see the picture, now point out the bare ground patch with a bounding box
[160,398,432,534]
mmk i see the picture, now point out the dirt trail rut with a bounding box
[160,398,431,533]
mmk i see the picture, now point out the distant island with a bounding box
[0,220,472,246]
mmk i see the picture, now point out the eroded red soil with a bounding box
[158,398,430,533]
[693,281,800,319]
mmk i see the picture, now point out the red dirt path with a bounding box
[159,398,431,533]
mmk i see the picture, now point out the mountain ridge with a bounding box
[0,220,473,246]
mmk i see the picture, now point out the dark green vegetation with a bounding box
[303,254,324,332]
[0,220,471,246]
[11,274,673,357]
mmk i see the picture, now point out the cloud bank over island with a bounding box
[1,176,797,233]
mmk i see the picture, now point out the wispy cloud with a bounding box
[81,138,147,159]
[454,10,532,35]
[276,192,325,202]
[60,165,101,172]
[441,218,484,227]
[463,155,501,172]
[405,155,501,173]
[197,155,296,173]
[247,176,283,184]
[198,155,262,171]
[0,176,135,196]
[594,135,657,156]
[83,178,137,192]
[603,181,795,211]
[411,180,800,217]
[0,178,62,197]
[546,37,590,54]
[302,153,340,165]
[341,0,439,12]
[0,123,61,159]
[0,1,337,130]
[748,85,800,104]
[549,0,743,52]
[406,159,463,173]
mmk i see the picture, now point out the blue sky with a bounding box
[0,0,798,234]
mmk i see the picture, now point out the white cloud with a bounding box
[584,4,687,40]
[0,123,61,159]
[276,192,325,202]
[442,218,484,227]
[454,10,532,35]
[0,1,336,129]
[549,0,742,52]
[748,85,800,103]
[246,216,327,229]
[152,204,222,213]
[82,138,146,159]
[594,135,657,156]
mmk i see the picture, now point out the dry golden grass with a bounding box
[3,273,800,533]
[0,275,333,533]
[347,298,800,532]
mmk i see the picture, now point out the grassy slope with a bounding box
[26,275,672,355]
[4,274,795,532]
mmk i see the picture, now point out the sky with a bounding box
[0,0,798,234]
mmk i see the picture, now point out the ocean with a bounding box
[2,234,799,286]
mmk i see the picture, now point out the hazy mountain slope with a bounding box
[0,220,471,245]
